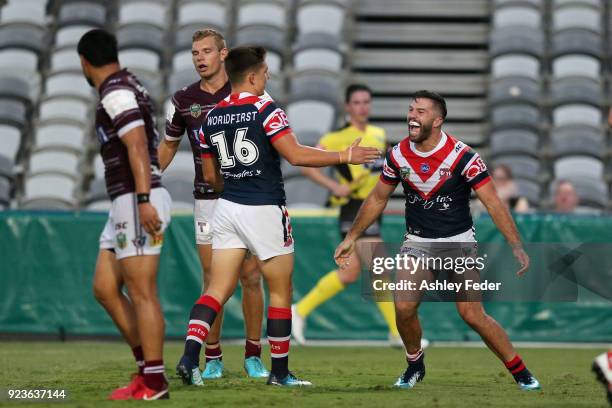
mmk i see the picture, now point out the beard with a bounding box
[409,121,433,143]
[85,74,95,87]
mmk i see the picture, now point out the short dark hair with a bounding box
[77,29,118,67]
[413,90,447,119]
[345,83,372,103]
[225,46,266,85]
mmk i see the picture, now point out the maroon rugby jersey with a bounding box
[165,80,231,199]
[95,69,161,200]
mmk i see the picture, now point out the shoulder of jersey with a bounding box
[173,80,200,102]
[253,92,275,111]
[100,75,132,95]
[446,132,472,153]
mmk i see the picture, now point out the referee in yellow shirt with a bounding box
[291,84,401,345]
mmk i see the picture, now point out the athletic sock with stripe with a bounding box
[183,295,221,366]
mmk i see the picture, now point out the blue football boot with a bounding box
[244,356,270,378]
[267,371,312,386]
[202,359,224,379]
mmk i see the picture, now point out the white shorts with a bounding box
[99,187,172,260]
[212,198,294,261]
[400,227,477,260]
[403,227,476,243]
[194,199,218,245]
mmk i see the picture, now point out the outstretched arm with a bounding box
[475,181,530,276]
[334,180,396,267]
[273,133,380,167]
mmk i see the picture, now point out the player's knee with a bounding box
[457,304,485,327]
[126,283,157,305]
[92,281,119,306]
[239,268,262,291]
[338,265,359,285]
[395,301,419,319]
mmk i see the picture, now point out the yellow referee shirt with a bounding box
[317,124,387,205]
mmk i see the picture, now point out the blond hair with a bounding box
[192,28,226,50]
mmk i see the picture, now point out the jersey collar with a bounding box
[409,131,447,158]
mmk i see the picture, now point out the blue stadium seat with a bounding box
[0,24,45,53]
[0,76,31,102]
[50,48,83,73]
[287,100,336,137]
[45,72,94,101]
[54,25,97,48]
[0,153,14,180]
[91,155,104,180]
[490,26,544,57]
[554,155,604,180]
[0,175,10,207]
[290,72,341,106]
[120,49,161,76]
[550,77,603,107]
[235,25,285,55]
[57,2,107,27]
[0,0,46,26]
[297,2,345,39]
[514,178,541,206]
[489,77,541,106]
[38,97,90,126]
[490,129,539,157]
[492,54,540,79]
[491,104,541,130]
[237,1,286,30]
[0,98,27,128]
[23,174,77,208]
[550,125,604,158]
[118,1,167,29]
[0,124,21,161]
[552,4,601,33]
[176,0,227,30]
[551,29,602,57]
[552,55,600,79]
[28,149,81,177]
[117,24,164,54]
[492,155,541,181]
[293,46,343,72]
[493,6,541,28]
[34,124,87,153]
[552,104,602,127]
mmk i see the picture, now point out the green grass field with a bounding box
[0,341,608,407]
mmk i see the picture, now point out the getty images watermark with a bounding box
[358,242,612,302]
[370,252,501,293]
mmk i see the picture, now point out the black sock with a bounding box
[505,355,531,382]
[184,295,220,366]
[406,348,425,367]
[268,307,291,378]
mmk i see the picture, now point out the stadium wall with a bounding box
[0,212,611,342]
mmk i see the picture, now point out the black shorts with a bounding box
[339,199,382,239]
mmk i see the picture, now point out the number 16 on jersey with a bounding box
[208,127,259,168]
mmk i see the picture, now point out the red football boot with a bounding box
[108,374,144,400]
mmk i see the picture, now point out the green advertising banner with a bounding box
[0,211,611,342]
